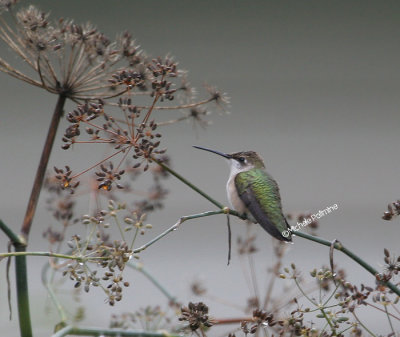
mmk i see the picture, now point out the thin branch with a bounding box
[132,210,226,254]
[294,232,400,297]
[212,317,253,325]
[127,261,178,305]
[0,251,108,261]
[153,158,241,216]
[384,304,395,335]
[108,96,215,111]
[363,302,400,321]
[293,277,317,306]
[21,94,67,239]
[352,311,377,337]
[51,325,183,337]
[41,259,69,324]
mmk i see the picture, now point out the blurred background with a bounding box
[1,0,400,335]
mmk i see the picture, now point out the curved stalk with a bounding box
[127,261,178,305]
[154,160,400,297]
[293,231,400,297]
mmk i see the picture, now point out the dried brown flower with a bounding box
[179,302,213,332]
[0,4,139,100]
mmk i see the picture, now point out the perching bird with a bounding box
[193,146,292,241]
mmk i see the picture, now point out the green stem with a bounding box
[319,308,335,334]
[337,325,355,335]
[15,244,32,337]
[154,161,400,297]
[307,303,340,312]
[323,282,341,307]
[51,326,182,337]
[130,227,140,250]
[294,231,400,297]
[154,158,243,219]
[0,251,107,260]
[352,311,377,337]
[0,219,22,244]
[41,262,69,324]
[293,277,317,306]
[127,261,178,305]
[13,94,66,337]
[384,304,395,335]
[114,214,126,242]
[318,322,329,337]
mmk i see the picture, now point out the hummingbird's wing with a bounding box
[235,169,291,241]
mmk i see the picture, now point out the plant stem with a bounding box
[15,244,32,337]
[0,251,108,260]
[153,158,244,219]
[212,317,253,325]
[0,219,22,244]
[352,311,377,337]
[293,277,317,306]
[21,94,66,239]
[384,304,395,335]
[133,210,225,253]
[127,261,178,305]
[154,160,400,297]
[14,94,65,337]
[294,231,400,297]
[155,159,221,209]
[51,326,183,337]
[319,308,335,335]
[0,220,32,336]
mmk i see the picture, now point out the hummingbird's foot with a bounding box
[222,206,230,214]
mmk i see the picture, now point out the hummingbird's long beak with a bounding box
[193,145,232,159]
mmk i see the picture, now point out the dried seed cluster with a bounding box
[0,0,235,317]
[110,68,147,91]
[382,248,400,278]
[53,166,80,193]
[63,233,133,306]
[178,302,213,332]
[53,199,156,305]
[96,162,125,191]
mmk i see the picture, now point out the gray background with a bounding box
[1,1,400,335]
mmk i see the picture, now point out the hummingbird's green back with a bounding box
[235,168,291,241]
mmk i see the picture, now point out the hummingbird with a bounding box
[193,146,292,242]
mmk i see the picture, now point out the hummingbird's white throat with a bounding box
[227,158,254,176]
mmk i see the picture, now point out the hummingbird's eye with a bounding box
[238,156,246,163]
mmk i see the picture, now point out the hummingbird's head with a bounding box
[229,151,265,170]
[193,146,265,172]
